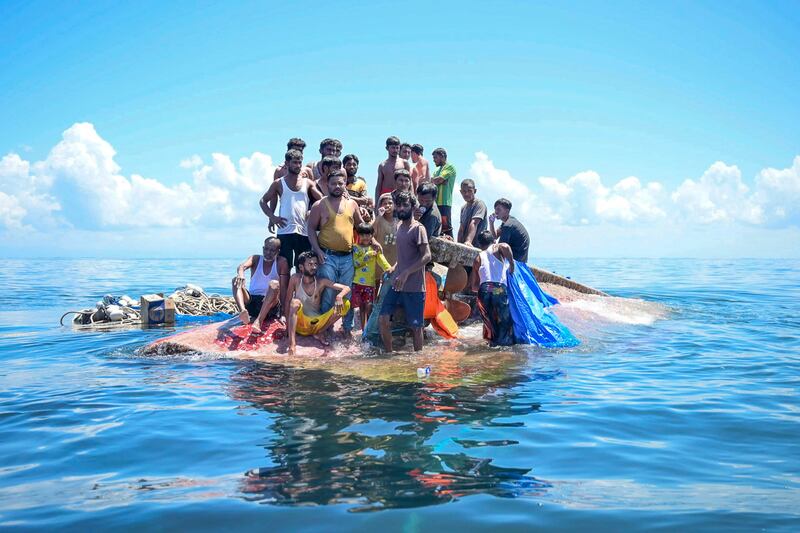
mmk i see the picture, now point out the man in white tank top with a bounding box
[260,149,323,270]
[470,231,516,346]
[232,237,290,332]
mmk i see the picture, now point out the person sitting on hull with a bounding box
[470,231,516,347]
[489,197,530,263]
[457,178,488,249]
[379,192,431,353]
[232,236,290,332]
[414,182,442,238]
[285,251,351,355]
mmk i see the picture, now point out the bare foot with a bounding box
[287,345,296,356]
[251,320,263,334]
[313,333,331,347]
[239,310,250,324]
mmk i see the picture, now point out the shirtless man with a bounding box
[259,149,323,269]
[285,250,351,355]
[375,136,412,204]
[399,142,412,172]
[232,236,290,332]
[410,144,430,189]
[308,138,343,184]
[272,138,307,180]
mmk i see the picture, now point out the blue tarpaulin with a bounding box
[507,263,579,347]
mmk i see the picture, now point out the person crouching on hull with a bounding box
[285,251,351,356]
[470,231,516,346]
[232,236,290,332]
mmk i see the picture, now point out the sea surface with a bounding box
[0,258,798,531]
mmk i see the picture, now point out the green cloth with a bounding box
[433,163,456,206]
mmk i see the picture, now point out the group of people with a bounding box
[232,136,533,353]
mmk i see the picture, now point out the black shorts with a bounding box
[379,288,425,328]
[277,233,311,270]
[245,294,280,319]
[438,205,453,236]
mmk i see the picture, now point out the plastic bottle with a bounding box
[416,365,431,378]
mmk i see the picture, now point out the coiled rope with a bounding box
[166,287,238,316]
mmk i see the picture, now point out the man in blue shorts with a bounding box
[379,192,431,352]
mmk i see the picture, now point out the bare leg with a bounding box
[286,298,301,356]
[312,309,344,346]
[379,314,393,353]
[232,278,251,324]
[363,302,373,326]
[411,327,423,351]
[252,280,280,333]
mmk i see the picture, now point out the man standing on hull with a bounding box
[273,138,307,180]
[410,143,430,189]
[375,136,411,203]
[379,192,431,352]
[457,179,488,248]
[259,149,322,269]
[309,138,343,183]
[306,170,365,337]
[431,147,456,238]
[232,236,290,332]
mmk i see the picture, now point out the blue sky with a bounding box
[1,0,799,258]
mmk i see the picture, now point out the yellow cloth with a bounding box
[318,198,354,252]
[296,300,351,336]
[352,244,391,287]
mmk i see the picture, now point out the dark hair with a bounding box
[417,182,437,197]
[411,144,424,155]
[263,236,281,246]
[394,191,414,206]
[284,148,303,162]
[321,156,341,170]
[327,169,345,182]
[386,136,400,147]
[297,250,317,267]
[400,142,411,151]
[476,231,494,248]
[319,138,342,151]
[494,198,512,210]
[342,154,359,165]
[394,168,411,179]
[356,222,374,235]
[287,137,306,151]
[432,147,447,159]
[461,178,476,189]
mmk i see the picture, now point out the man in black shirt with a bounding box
[489,198,530,263]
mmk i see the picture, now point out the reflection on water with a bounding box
[230,364,560,511]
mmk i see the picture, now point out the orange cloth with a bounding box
[424,272,458,339]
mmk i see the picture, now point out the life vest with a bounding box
[423,271,458,339]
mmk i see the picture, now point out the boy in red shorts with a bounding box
[352,223,393,328]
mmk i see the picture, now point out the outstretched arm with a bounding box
[283,275,298,318]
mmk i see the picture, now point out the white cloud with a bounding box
[179,154,203,169]
[0,123,275,231]
[752,156,800,227]
[671,161,761,224]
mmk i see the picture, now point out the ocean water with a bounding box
[0,258,798,531]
